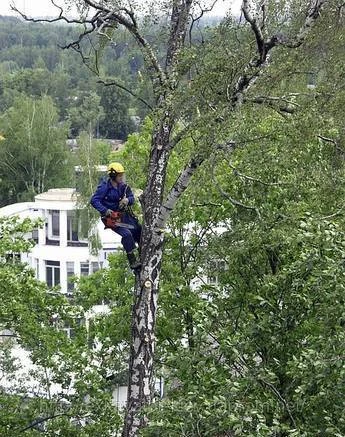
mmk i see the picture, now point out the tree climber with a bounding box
[90,162,142,270]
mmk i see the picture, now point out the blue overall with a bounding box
[90,179,141,253]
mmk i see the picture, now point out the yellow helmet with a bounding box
[107,162,125,174]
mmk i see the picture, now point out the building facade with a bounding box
[0,188,122,295]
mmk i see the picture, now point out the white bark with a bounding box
[156,156,204,230]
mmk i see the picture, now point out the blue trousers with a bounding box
[113,214,141,253]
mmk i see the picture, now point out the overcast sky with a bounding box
[0,0,241,18]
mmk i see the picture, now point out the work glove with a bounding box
[119,198,129,209]
[105,209,113,217]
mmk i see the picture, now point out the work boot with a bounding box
[127,251,141,270]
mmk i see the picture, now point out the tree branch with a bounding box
[188,0,219,47]
[258,377,297,428]
[245,94,299,114]
[20,413,70,432]
[97,79,153,110]
[242,0,265,60]
[11,0,98,25]
[317,134,345,153]
[227,161,285,186]
[320,207,345,220]
[269,0,328,48]
[13,0,166,89]
[231,0,327,108]
[166,0,194,70]
[211,155,260,217]
[156,155,205,230]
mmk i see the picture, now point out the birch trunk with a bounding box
[122,120,172,437]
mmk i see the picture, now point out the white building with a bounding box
[0,188,133,409]
[0,188,122,295]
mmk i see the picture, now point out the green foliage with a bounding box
[98,84,136,140]
[110,117,152,190]
[0,94,73,205]
[0,16,146,138]
[1,4,345,436]
[74,132,112,253]
[0,217,128,436]
[67,91,104,137]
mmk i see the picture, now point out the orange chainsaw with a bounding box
[102,211,135,230]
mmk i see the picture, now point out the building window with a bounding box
[80,262,89,276]
[207,259,226,286]
[91,262,102,273]
[32,229,39,243]
[46,260,60,287]
[67,211,79,242]
[50,210,60,237]
[62,318,84,339]
[67,262,74,293]
[5,253,21,264]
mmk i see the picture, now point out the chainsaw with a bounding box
[102,211,135,230]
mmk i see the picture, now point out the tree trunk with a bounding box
[122,119,172,436]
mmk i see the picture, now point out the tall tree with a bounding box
[0,94,72,204]
[13,1,333,435]
[67,91,104,137]
[98,84,135,140]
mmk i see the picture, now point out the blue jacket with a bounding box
[90,179,135,216]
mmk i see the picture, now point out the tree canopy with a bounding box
[1,1,345,436]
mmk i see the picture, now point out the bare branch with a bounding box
[244,95,298,114]
[20,413,70,432]
[258,378,297,428]
[317,135,337,146]
[317,134,345,154]
[97,79,153,110]
[60,22,99,51]
[251,94,300,107]
[192,202,222,207]
[211,154,260,217]
[320,207,345,220]
[189,0,219,47]
[11,1,98,25]
[227,161,285,186]
[12,0,165,89]
[216,185,260,215]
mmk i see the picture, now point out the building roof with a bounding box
[35,188,77,202]
[74,165,108,173]
[0,202,34,217]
